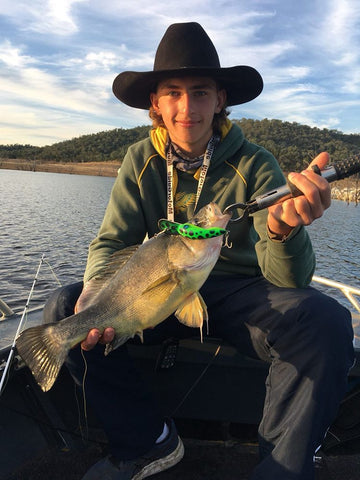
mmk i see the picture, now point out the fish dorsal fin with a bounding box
[175,292,208,342]
[91,245,140,283]
[85,245,141,298]
[103,245,141,275]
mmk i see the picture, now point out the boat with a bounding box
[1,276,360,480]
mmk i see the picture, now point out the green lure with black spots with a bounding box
[158,219,227,239]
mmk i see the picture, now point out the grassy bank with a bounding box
[0,159,120,177]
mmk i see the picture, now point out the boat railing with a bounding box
[0,299,14,320]
[312,275,360,315]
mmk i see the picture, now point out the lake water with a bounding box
[1,169,359,312]
[0,170,114,310]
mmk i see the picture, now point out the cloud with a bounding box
[0,39,114,111]
[0,0,86,35]
[83,52,118,71]
[0,98,150,146]
[318,0,360,94]
[0,40,34,68]
[323,0,360,48]
[0,35,153,145]
[0,0,359,146]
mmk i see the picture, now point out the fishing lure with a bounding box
[158,219,227,239]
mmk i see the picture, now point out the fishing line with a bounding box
[35,257,89,441]
[0,254,45,396]
[171,344,222,416]
[43,257,63,286]
[0,254,63,396]
[42,257,90,441]
[80,348,89,442]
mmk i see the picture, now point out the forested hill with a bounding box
[234,119,360,171]
[1,119,359,172]
[0,125,150,164]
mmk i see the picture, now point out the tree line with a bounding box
[233,118,360,171]
[1,119,359,173]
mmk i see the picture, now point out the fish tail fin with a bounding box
[16,323,70,392]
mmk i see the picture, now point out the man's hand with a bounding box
[267,152,331,237]
[81,327,116,351]
[74,280,116,351]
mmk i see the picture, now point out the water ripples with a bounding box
[0,170,114,310]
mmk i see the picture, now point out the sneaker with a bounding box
[81,418,184,480]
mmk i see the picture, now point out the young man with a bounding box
[48,23,354,479]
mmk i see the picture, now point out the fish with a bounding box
[16,202,231,392]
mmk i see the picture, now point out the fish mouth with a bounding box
[190,202,231,229]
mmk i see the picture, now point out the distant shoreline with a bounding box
[1,158,359,203]
[0,159,120,177]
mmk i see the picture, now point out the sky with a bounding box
[0,0,359,146]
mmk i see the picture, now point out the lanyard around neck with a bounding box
[166,135,219,221]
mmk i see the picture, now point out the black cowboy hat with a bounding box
[112,22,263,109]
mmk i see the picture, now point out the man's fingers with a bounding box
[99,327,116,344]
[81,328,101,351]
[307,152,329,171]
[80,327,116,351]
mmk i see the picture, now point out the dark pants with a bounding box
[43,275,354,480]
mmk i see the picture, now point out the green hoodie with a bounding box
[84,122,315,288]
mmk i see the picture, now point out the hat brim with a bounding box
[112,65,263,109]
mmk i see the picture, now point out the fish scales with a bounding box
[16,202,230,392]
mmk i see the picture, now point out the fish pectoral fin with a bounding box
[142,273,177,294]
[104,334,133,356]
[104,330,144,355]
[175,292,208,340]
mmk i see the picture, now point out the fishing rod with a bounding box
[224,155,360,222]
[0,254,45,396]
